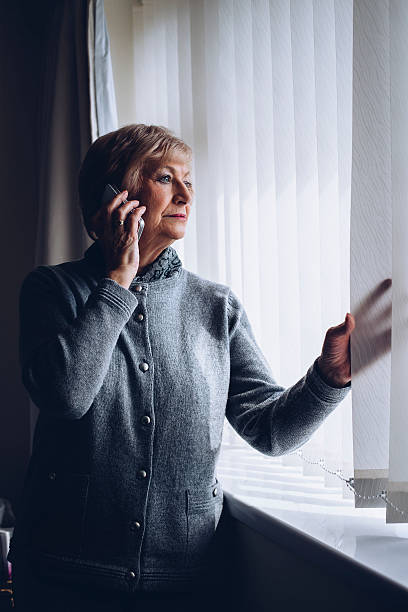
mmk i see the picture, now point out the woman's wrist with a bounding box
[106,269,135,289]
[316,356,351,388]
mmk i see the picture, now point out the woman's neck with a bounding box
[136,239,174,275]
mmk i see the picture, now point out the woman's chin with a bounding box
[170,232,186,241]
[165,227,187,240]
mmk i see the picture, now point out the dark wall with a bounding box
[0,1,55,509]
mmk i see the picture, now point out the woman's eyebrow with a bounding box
[162,165,191,178]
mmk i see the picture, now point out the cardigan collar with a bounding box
[84,240,182,283]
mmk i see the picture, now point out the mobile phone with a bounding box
[101,183,145,240]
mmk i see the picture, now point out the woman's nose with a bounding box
[174,180,192,203]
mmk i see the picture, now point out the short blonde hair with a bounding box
[78,124,193,239]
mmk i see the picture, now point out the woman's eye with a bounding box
[157,175,193,190]
[158,174,171,183]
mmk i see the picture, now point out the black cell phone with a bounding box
[101,184,145,240]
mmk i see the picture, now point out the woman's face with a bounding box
[125,152,194,246]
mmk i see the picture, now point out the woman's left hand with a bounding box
[317,313,356,388]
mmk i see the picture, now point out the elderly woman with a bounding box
[8,124,354,611]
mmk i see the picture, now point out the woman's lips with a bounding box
[166,215,186,218]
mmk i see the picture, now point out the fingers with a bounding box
[95,190,127,230]
[346,313,356,332]
[327,313,356,335]
[113,200,141,227]
[94,189,146,244]
[130,205,147,237]
[101,190,130,226]
[119,202,146,236]
[132,204,147,221]
[107,190,129,215]
[126,209,141,238]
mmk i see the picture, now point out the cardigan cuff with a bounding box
[305,357,351,404]
[92,277,139,318]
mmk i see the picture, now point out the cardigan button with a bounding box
[128,570,137,579]
[213,487,218,497]
[138,470,147,479]
[135,285,143,292]
[130,520,141,530]
[141,415,151,425]
[137,313,144,321]
[139,362,149,372]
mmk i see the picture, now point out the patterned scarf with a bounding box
[133,245,182,282]
[84,240,182,283]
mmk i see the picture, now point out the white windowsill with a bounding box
[217,445,408,591]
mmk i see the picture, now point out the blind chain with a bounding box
[290,449,406,518]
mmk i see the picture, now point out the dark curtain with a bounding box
[0,0,92,508]
[36,0,93,266]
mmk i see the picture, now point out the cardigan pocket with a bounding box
[185,479,223,568]
[28,469,90,559]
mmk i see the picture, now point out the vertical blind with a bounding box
[104,0,355,505]
[389,0,408,523]
[104,0,408,523]
[351,0,408,522]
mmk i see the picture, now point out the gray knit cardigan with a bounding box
[8,240,351,594]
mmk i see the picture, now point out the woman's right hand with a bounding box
[90,190,146,289]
